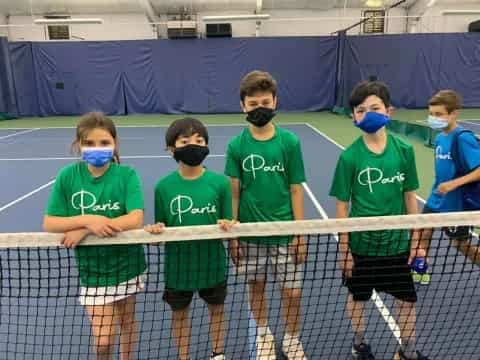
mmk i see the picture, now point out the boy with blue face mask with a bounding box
[422,90,480,267]
[330,81,429,360]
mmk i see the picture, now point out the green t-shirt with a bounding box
[329,134,419,256]
[46,162,147,287]
[155,169,232,291]
[224,126,306,245]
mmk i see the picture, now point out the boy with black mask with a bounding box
[225,71,307,359]
[146,117,235,360]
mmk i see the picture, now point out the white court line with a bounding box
[0,180,55,213]
[0,154,226,161]
[0,153,227,213]
[459,120,480,126]
[0,128,40,140]
[302,182,402,344]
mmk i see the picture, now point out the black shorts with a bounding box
[422,205,470,240]
[345,253,417,303]
[163,282,227,311]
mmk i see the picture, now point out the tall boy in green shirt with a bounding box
[225,71,307,360]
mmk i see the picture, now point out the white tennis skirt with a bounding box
[79,274,146,306]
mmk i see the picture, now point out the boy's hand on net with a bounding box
[144,223,165,234]
[228,238,244,266]
[290,235,307,264]
[61,229,90,249]
[218,219,239,231]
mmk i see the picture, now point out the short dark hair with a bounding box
[165,117,209,148]
[240,70,277,103]
[349,81,391,110]
[429,90,462,114]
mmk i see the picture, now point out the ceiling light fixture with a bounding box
[34,18,104,25]
[202,14,270,22]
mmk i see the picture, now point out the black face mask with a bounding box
[246,107,276,127]
[173,144,209,166]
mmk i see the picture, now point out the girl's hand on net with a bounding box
[84,215,122,237]
[61,229,90,249]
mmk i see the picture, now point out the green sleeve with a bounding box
[220,178,233,220]
[329,153,353,202]
[404,146,419,192]
[46,170,68,216]
[288,138,306,184]
[154,184,166,223]
[126,170,144,212]
[224,141,240,179]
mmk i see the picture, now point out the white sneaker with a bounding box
[210,354,225,360]
[256,332,276,360]
[282,334,307,360]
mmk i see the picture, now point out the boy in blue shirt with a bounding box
[423,90,480,266]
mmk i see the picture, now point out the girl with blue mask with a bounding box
[44,112,147,359]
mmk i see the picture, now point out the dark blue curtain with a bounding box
[7,33,480,116]
[10,38,338,116]
[338,33,480,109]
[0,37,17,115]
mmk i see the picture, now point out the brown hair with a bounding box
[239,70,277,103]
[72,112,120,163]
[429,90,462,114]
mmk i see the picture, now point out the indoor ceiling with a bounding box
[0,0,471,16]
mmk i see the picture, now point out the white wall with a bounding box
[408,2,480,33]
[6,8,408,41]
[8,13,156,41]
[0,14,7,37]
[198,8,407,37]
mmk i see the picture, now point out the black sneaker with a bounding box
[352,343,375,360]
[396,349,429,360]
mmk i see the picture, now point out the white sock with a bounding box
[257,325,271,337]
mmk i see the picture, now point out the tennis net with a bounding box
[0,211,479,359]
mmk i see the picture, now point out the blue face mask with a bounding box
[81,147,114,167]
[354,112,390,134]
[427,115,449,130]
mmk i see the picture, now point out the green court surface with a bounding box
[3,109,479,200]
